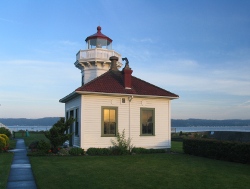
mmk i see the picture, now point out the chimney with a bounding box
[122,58,133,89]
[109,56,119,71]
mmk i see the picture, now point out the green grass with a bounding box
[0,153,14,188]
[171,141,183,153]
[14,131,48,146]
[30,154,250,189]
[0,137,16,188]
[12,132,250,189]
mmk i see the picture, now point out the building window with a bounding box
[140,108,155,136]
[75,108,79,136]
[101,107,118,137]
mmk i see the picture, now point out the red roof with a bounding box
[75,70,179,98]
[85,26,112,42]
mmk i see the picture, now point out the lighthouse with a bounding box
[74,26,122,85]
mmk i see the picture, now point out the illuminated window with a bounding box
[101,107,118,137]
[141,108,155,135]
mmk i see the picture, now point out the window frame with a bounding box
[75,108,79,136]
[140,108,155,136]
[101,106,118,137]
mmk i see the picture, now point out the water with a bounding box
[6,125,250,133]
[7,126,52,132]
[172,126,250,133]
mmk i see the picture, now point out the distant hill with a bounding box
[1,117,250,127]
[0,117,61,126]
[172,119,250,127]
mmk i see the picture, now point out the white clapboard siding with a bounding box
[78,94,171,150]
[130,98,171,149]
[65,96,81,147]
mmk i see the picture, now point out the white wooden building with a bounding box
[60,26,179,150]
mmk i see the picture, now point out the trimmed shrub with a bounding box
[132,147,166,154]
[86,148,112,156]
[110,146,130,155]
[183,138,250,164]
[69,147,84,156]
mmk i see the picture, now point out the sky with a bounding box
[0,0,250,119]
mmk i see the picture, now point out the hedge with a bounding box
[131,147,166,154]
[86,147,166,156]
[183,138,250,164]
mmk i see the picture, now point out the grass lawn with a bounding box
[15,132,249,189]
[0,153,14,188]
[30,153,250,189]
[14,131,48,147]
[171,141,183,153]
[0,137,16,188]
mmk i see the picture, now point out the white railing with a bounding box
[76,48,122,63]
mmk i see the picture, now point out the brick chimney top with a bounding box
[122,57,133,89]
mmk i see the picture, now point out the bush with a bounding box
[37,140,51,154]
[58,148,70,156]
[44,117,74,152]
[29,141,39,150]
[111,129,133,155]
[0,127,11,138]
[110,146,130,155]
[69,147,84,156]
[0,136,6,152]
[86,148,112,156]
[0,134,9,145]
[131,147,166,154]
[183,138,250,164]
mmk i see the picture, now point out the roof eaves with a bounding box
[75,91,179,99]
[59,91,79,103]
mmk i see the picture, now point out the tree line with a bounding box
[172,119,250,127]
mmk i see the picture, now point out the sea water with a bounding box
[7,126,52,132]
[172,126,250,133]
[7,125,250,133]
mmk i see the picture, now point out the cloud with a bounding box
[133,56,250,97]
[239,100,250,107]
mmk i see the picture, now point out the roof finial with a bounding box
[97,26,101,33]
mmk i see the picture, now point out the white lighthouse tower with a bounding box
[74,26,122,85]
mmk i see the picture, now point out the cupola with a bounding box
[74,26,122,85]
[85,26,112,49]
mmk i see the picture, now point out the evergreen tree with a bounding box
[44,117,74,152]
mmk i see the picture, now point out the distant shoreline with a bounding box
[172,126,250,133]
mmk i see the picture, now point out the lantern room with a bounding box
[85,26,112,49]
[74,26,122,85]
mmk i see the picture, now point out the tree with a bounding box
[44,117,74,152]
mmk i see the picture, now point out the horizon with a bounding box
[0,1,250,119]
[1,117,250,121]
